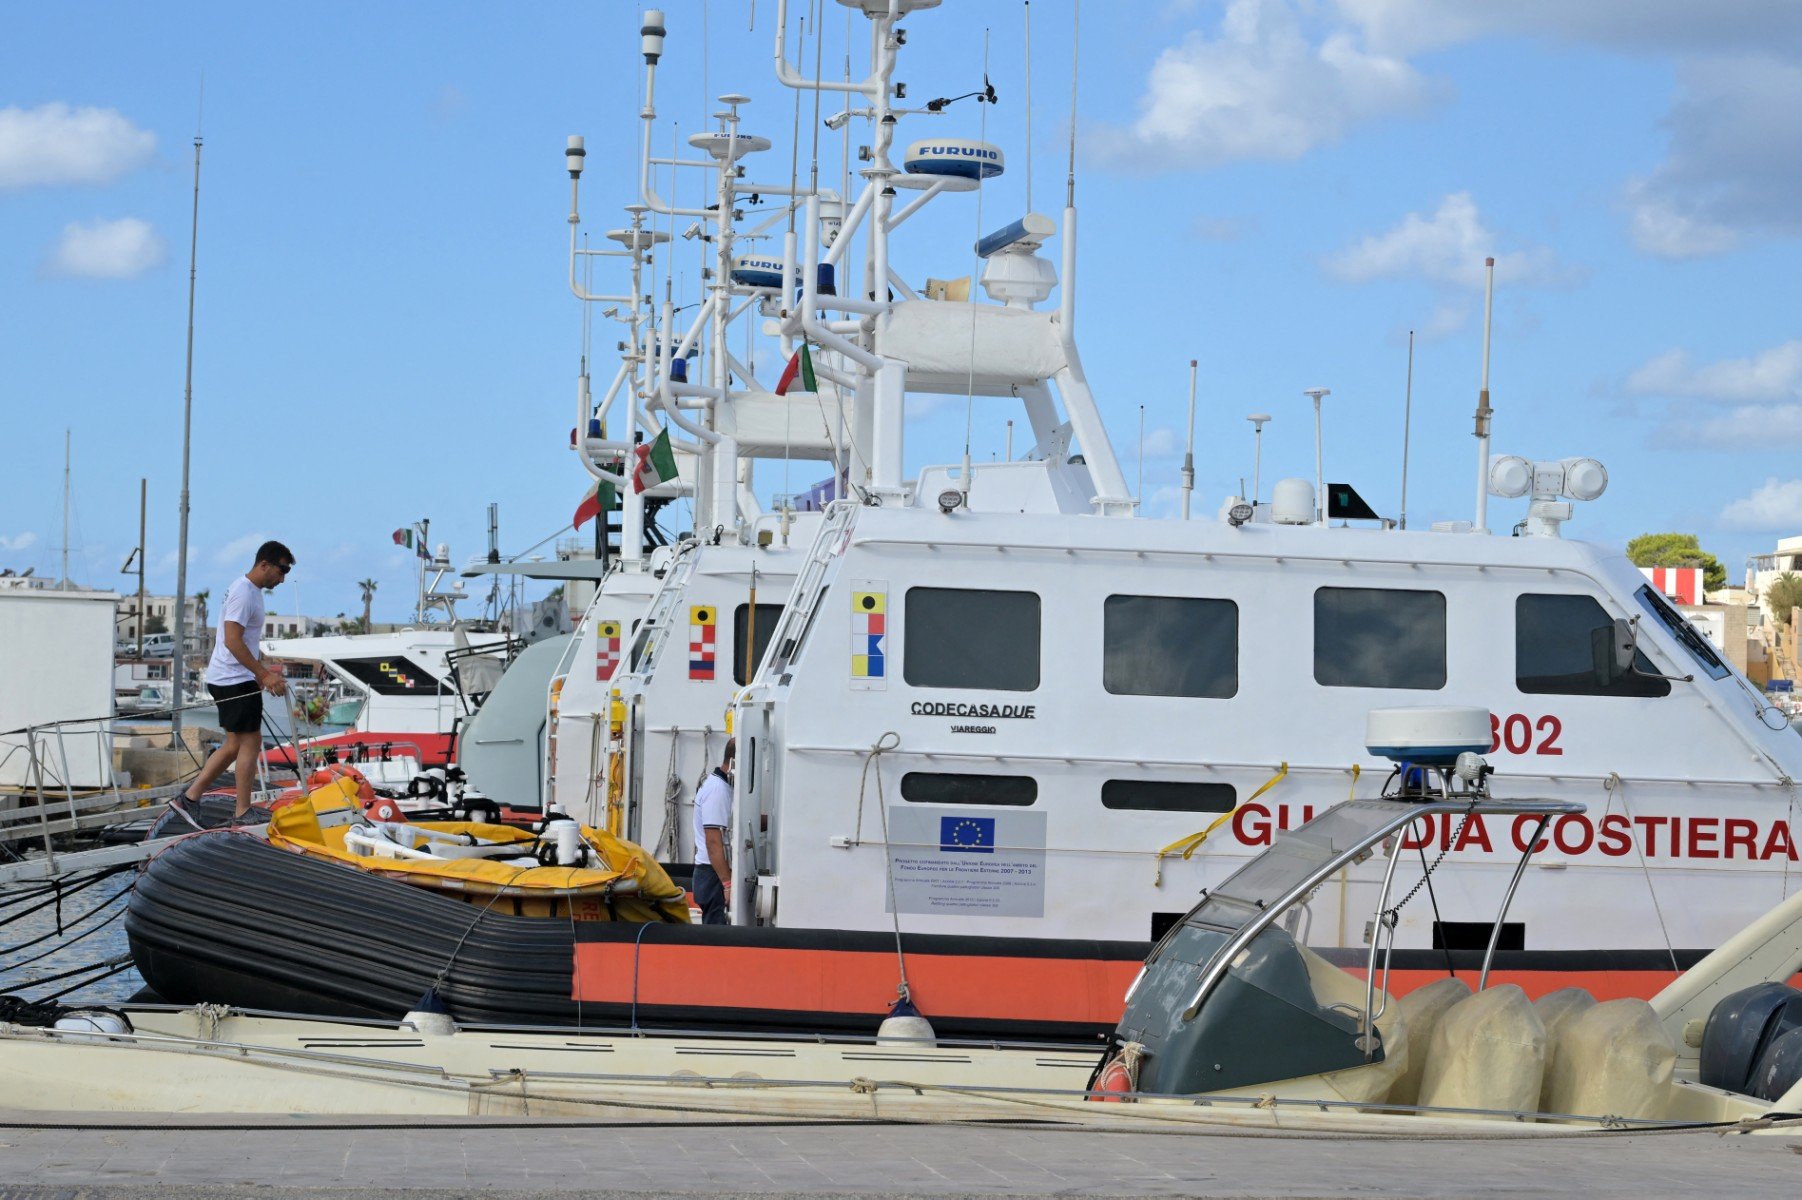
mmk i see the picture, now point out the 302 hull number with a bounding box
[1490,713,1563,756]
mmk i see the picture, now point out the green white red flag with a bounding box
[391,526,428,560]
[632,428,678,494]
[573,477,617,530]
[775,343,817,396]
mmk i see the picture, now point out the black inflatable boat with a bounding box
[125,831,1143,1040]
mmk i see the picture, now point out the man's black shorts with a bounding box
[207,680,263,734]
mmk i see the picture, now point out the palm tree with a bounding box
[358,578,378,631]
[193,589,211,657]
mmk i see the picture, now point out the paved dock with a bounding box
[0,1114,1796,1197]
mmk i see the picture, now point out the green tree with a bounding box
[1768,573,1802,627]
[145,613,168,634]
[358,578,378,630]
[1626,533,1726,593]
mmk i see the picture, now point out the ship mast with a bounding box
[170,131,202,748]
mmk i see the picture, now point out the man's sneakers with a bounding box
[167,795,265,831]
[167,794,208,831]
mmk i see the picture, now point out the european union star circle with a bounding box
[939,815,995,854]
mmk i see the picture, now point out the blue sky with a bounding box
[3,1,1800,621]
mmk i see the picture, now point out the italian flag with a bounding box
[775,343,816,395]
[633,429,678,495]
[573,477,617,530]
[391,527,428,560]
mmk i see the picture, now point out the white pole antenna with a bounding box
[1247,413,1271,507]
[1180,359,1197,520]
[1023,0,1033,214]
[1473,255,1495,533]
[60,430,70,589]
[1400,329,1415,530]
[1136,404,1145,507]
[1304,387,1330,524]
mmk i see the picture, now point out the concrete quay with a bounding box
[0,1113,1796,1198]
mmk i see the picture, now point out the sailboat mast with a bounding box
[171,132,203,747]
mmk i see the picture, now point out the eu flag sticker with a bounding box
[940,816,995,854]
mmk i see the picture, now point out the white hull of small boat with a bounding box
[0,1007,1793,1136]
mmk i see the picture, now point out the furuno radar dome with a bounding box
[1365,707,1492,768]
[903,138,1004,181]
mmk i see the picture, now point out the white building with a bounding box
[116,593,205,643]
[1748,534,1802,621]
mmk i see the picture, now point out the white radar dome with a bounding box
[903,138,1004,181]
[839,0,941,13]
[729,255,792,289]
[1366,707,1492,767]
[1271,477,1316,525]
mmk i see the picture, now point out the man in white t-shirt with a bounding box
[691,738,735,924]
[174,540,294,824]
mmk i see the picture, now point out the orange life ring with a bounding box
[1090,1055,1135,1103]
[309,763,375,802]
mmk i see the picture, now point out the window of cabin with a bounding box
[1314,587,1446,689]
[732,603,786,685]
[903,587,1040,691]
[1103,595,1238,698]
[1101,779,1236,812]
[900,771,1038,806]
[1635,584,1731,682]
[1515,593,1670,697]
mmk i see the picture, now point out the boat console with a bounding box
[1109,707,1585,1098]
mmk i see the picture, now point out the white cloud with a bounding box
[1139,426,1185,460]
[212,533,272,568]
[1189,214,1254,242]
[1659,404,1802,450]
[1321,193,1575,290]
[0,103,157,191]
[44,217,166,279]
[1626,341,1802,403]
[1624,56,1802,259]
[1624,182,1739,259]
[1333,1,1802,57]
[1101,1,1802,257]
[0,532,38,553]
[1413,300,1469,341]
[1719,478,1802,531]
[1092,0,1441,170]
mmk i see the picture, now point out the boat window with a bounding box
[1102,779,1236,812]
[1515,593,1669,697]
[1635,584,1731,681]
[1103,595,1238,698]
[332,656,442,697]
[1313,587,1446,690]
[732,603,786,686]
[903,587,1040,691]
[900,771,1037,806]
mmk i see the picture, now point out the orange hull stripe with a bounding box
[574,943,1143,1023]
[574,942,1802,1024]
